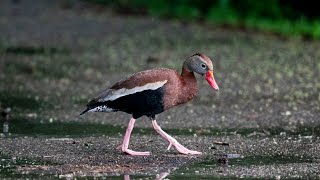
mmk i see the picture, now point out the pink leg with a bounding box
[124,175,130,180]
[155,172,170,180]
[151,120,202,155]
[121,118,151,155]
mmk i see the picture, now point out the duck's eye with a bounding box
[201,63,206,69]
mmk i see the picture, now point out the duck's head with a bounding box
[184,53,219,91]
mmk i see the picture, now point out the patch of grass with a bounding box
[72,95,91,105]
[7,115,320,137]
[0,91,53,112]
[0,46,69,56]
[8,116,193,137]
[1,45,74,80]
[4,56,76,80]
[10,116,126,136]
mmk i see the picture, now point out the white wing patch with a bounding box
[100,80,167,102]
[89,105,114,113]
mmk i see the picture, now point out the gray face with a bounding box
[185,54,212,76]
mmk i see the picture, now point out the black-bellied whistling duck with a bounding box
[80,53,219,155]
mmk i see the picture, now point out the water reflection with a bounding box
[123,171,169,180]
[1,107,11,137]
[124,168,175,180]
[122,154,243,180]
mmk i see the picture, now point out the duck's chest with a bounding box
[162,78,198,110]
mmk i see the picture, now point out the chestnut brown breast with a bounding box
[162,68,198,110]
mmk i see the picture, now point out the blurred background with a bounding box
[89,0,320,39]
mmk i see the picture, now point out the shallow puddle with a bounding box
[166,154,316,179]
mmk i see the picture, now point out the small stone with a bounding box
[210,146,217,149]
[218,157,228,164]
[280,132,286,136]
[281,111,291,116]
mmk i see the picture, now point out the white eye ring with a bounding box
[201,63,206,69]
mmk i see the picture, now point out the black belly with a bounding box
[105,87,165,119]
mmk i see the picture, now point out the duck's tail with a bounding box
[80,108,90,115]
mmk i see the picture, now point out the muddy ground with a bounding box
[0,0,320,179]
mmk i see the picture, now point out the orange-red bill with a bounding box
[205,70,219,91]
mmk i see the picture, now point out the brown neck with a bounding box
[181,67,195,80]
[180,67,198,101]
